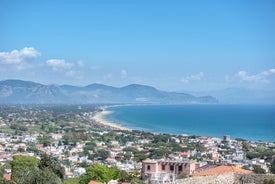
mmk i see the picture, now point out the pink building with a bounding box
[142,159,199,183]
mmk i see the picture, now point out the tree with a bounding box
[92,149,109,161]
[79,163,122,184]
[11,155,38,181]
[79,160,88,168]
[134,152,148,162]
[242,165,250,170]
[83,143,96,155]
[253,166,266,174]
[10,153,65,184]
[235,138,246,142]
[35,168,62,184]
[26,142,39,154]
[38,153,65,180]
[0,177,13,184]
[17,147,24,152]
[0,163,11,178]
[130,178,146,184]
[16,167,62,184]
[149,148,169,159]
[270,159,275,174]
[37,134,51,147]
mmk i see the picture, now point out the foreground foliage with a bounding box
[79,163,122,184]
[10,153,64,184]
[64,178,80,184]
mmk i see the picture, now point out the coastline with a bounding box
[93,104,275,142]
[92,108,132,131]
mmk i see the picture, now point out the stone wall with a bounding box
[173,173,275,184]
[235,173,275,184]
[174,172,235,184]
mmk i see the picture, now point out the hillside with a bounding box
[0,80,218,104]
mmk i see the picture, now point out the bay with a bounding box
[105,105,275,142]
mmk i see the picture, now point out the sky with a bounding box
[0,0,275,92]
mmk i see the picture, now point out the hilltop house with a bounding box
[142,159,201,183]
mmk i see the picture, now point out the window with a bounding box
[162,165,165,170]
[179,165,182,172]
[170,165,174,171]
[147,165,151,171]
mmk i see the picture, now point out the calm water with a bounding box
[106,105,275,142]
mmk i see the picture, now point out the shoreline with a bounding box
[92,108,132,131]
[92,105,275,143]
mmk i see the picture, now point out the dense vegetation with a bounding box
[79,162,144,184]
[8,154,64,184]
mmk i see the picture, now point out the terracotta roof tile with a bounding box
[3,173,11,181]
[88,180,102,184]
[193,165,251,176]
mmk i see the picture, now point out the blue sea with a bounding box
[105,105,275,142]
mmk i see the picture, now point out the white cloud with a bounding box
[0,47,41,64]
[226,69,275,83]
[120,69,128,78]
[76,60,84,67]
[181,72,204,83]
[46,59,73,70]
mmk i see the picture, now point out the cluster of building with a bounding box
[140,135,275,183]
[0,130,143,179]
[0,107,275,183]
[141,158,252,183]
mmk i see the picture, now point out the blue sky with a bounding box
[0,0,274,92]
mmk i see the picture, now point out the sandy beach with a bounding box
[92,109,132,131]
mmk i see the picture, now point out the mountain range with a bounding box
[0,80,217,104]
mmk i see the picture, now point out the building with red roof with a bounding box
[88,180,102,184]
[3,173,11,181]
[192,165,251,176]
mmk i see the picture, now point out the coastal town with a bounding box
[0,105,274,184]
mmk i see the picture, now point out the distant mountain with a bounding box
[188,87,275,104]
[0,80,218,104]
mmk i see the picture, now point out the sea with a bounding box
[105,104,275,142]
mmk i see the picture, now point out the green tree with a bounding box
[64,178,80,184]
[149,148,171,159]
[26,142,39,154]
[0,163,11,178]
[11,155,38,181]
[36,168,62,184]
[235,138,246,142]
[134,152,148,162]
[130,178,146,184]
[16,167,62,184]
[37,134,51,147]
[253,166,266,174]
[10,154,65,184]
[93,149,109,161]
[79,163,122,184]
[0,177,13,184]
[38,153,65,180]
[17,147,25,152]
[242,165,250,170]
